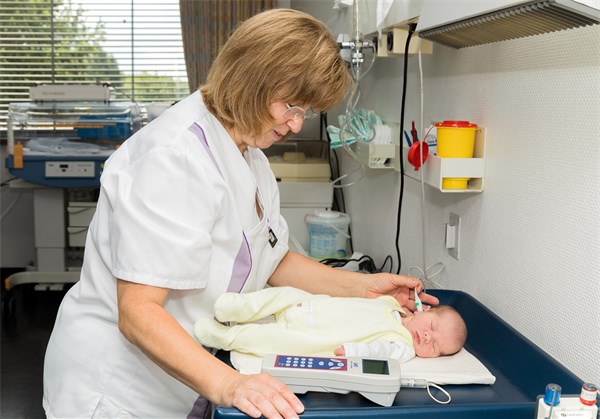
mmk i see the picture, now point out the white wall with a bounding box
[295,1,600,387]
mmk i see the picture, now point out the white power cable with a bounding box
[331,164,366,189]
[0,189,24,222]
[410,37,445,290]
[400,378,452,404]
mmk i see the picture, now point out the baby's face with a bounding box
[403,310,463,358]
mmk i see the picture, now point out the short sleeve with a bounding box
[106,144,223,289]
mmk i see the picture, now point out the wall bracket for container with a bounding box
[400,127,486,193]
[356,142,397,169]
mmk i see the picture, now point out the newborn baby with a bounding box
[195,286,467,362]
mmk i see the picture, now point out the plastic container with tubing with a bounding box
[435,120,478,190]
[305,210,351,259]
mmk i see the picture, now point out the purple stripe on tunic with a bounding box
[227,232,252,293]
[188,122,223,178]
[186,395,210,419]
[187,121,252,292]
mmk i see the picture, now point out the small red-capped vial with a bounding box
[579,382,598,406]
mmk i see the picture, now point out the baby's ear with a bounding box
[423,304,431,312]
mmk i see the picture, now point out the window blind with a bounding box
[0,0,189,132]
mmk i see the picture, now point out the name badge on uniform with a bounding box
[268,227,278,248]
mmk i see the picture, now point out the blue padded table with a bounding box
[213,289,592,419]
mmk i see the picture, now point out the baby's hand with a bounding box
[334,346,346,356]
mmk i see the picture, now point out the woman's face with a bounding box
[249,101,306,150]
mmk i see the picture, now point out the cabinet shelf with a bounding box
[402,128,486,193]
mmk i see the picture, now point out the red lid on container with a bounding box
[435,120,478,128]
[407,141,429,171]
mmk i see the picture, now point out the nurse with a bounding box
[43,8,439,419]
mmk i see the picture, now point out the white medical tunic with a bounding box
[43,91,289,418]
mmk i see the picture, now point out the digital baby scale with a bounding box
[261,354,401,407]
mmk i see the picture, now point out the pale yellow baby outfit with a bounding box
[194,286,416,362]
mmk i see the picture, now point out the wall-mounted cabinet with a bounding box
[355,0,424,36]
[374,27,433,57]
[355,0,434,57]
[292,0,430,57]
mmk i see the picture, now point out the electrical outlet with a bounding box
[448,213,460,260]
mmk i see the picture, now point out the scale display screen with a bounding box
[362,359,390,375]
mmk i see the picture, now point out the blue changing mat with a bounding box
[213,289,590,419]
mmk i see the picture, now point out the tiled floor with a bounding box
[1,282,68,419]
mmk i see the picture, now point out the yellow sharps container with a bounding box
[435,120,478,190]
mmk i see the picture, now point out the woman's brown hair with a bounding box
[200,8,352,136]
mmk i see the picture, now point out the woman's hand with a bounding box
[363,273,439,312]
[217,371,304,419]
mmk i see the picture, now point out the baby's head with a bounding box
[402,305,467,358]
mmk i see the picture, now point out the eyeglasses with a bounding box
[283,103,319,121]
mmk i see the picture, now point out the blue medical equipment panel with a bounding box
[5,154,107,188]
[274,355,348,371]
[213,289,594,419]
[5,101,140,187]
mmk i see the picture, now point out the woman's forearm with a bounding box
[267,252,436,310]
[267,251,369,297]
[116,280,238,405]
